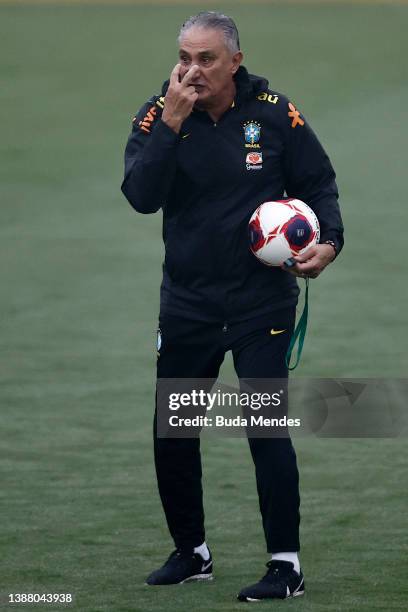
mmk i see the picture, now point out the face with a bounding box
[178,27,243,107]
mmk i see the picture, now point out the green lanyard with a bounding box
[286,278,309,370]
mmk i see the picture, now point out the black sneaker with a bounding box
[145,548,213,585]
[237,560,305,601]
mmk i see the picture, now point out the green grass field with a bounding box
[1,3,407,611]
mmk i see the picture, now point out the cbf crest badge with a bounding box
[243,121,261,148]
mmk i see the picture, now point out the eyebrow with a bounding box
[179,49,215,56]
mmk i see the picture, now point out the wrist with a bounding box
[322,240,337,260]
[161,112,182,134]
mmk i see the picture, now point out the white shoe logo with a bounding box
[201,560,212,572]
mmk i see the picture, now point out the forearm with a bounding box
[284,128,344,255]
[121,119,179,214]
[300,184,344,256]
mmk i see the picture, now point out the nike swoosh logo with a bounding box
[270,329,286,336]
[182,133,191,139]
[201,560,212,572]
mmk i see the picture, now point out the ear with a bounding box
[231,51,243,75]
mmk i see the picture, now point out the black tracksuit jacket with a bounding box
[121,66,344,323]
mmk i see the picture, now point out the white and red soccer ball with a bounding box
[248,198,320,266]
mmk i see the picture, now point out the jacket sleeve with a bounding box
[121,98,180,214]
[282,99,344,256]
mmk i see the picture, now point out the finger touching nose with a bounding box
[190,65,200,79]
[183,64,200,82]
[179,67,188,81]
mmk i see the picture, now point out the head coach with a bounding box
[121,11,344,602]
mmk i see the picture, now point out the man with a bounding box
[121,11,343,602]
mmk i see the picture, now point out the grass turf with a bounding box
[1,3,407,611]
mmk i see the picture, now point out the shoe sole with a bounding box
[145,573,213,586]
[181,573,213,584]
[239,589,305,602]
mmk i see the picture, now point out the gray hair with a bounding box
[178,11,240,54]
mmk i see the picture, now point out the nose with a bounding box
[190,67,201,81]
[179,64,201,84]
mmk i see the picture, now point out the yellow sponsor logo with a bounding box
[270,329,286,336]
[156,97,165,109]
[257,92,279,104]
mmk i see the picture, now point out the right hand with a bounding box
[162,64,199,134]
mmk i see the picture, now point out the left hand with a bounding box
[280,243,336,279]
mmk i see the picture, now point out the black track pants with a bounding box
[153,307,300,553]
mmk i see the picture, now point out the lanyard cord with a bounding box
[286,278,309,371]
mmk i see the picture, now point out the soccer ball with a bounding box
[248,198,320,266]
